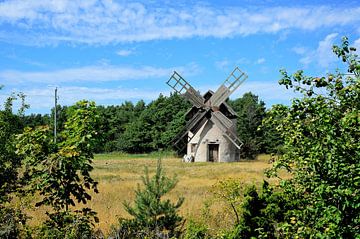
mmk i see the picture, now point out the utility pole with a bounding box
[54,87,57,143]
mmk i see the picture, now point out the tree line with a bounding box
[19,92,282,159]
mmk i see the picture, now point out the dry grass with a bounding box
[26,153,287,235]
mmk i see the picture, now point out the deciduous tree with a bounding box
[267,36,360,238]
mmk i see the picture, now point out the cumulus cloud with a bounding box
[292,46,307,55]
[215,59,229,70]
[256,58,265,64]
[354,38,360,51]
[0,1,359,45]
[199,80,299,107]
[296,33,339,68]
[0,62,200,113]
[0,63,199,85]
[116,49,133,56]
[1,86,163,113]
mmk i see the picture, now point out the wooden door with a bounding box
[208,144,219,162]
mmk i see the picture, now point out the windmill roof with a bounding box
[184,90,237,119]
[204,90,237,116]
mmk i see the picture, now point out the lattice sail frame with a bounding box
[166,67,247,150]
[211,67,248,107]
[167,71,204,108]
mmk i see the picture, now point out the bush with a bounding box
[0,205,27,238]
[183,219,209,239]
[33,209,99,239]
[111,159,184,238]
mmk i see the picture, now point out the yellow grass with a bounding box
[26,153,287,236]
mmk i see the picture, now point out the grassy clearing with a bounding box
[27,153,287,235]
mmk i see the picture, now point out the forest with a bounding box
[0,37,359,238]
[19,91,279,159]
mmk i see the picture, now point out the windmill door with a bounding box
[208,144,219,162]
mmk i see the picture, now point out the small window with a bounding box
[191,143,197,153]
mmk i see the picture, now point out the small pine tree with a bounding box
[122,159,184,238]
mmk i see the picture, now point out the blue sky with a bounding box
[0,0,359,114]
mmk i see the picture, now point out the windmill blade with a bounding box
[172,110,209,147]
[210,67,248,107]
[211,111,234,130]
[167,71,205,108]
[211,111,243,149]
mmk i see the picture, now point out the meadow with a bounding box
[90,153,286,234]
[28,153,286,235]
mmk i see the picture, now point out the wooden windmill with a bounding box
[166,67,248,162]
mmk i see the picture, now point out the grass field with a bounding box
[27,153,286,235]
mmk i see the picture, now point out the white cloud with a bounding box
[231,81,297,102]
[298,33,339,68]
[0,62,201,113]
[116,49,133,56]
[2,86,163,113]
[256,58,265,64]
[215,59,229,70]
[198,80,299,107]
[354,38,360,52]
[317,33,339,67]
[292,46,307,55]
[0,1,359,45]
[0,64,199,85]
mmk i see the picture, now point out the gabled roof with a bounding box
[184,90,237,120]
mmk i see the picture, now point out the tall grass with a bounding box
[27,154,286,235]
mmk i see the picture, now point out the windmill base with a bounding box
[187,120,240,163]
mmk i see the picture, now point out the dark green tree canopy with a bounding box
[229,92,267,159]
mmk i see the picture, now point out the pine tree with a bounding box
[123,159,184,238]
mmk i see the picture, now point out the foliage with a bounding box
[0,107,22,202]
[118,158,184,238]
[183,219,209,239]
[96,100,145,152]
[50,104,69,135]
[228,92,266,159]
[16,100,100,237]
[229,182,286,239]
[211,179,245,225]
[215,36,359,239]
[118,93,189,153]
[21,93,190,154]
[0,205,28,239]
[0,89,30,238]
[18,91,272,157]
[32,209,98,239]
[260,104,288,155]
[22,113,50,128]
[212,180,287,239]
[265,36,360,238]
[17,100,99,211]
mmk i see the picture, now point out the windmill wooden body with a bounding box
[166,67,247,162]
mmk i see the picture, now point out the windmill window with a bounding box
[191,143,197,153]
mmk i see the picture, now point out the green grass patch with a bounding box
[94,150,176,160]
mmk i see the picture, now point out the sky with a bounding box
[0,0,359,114]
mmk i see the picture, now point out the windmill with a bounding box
[166,67,248,162]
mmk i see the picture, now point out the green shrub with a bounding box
[33,209,99,239]
[111,159,184,238]
[0,205,27,239]
[183,219,209,239]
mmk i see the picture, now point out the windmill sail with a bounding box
[167,71,205,108]
[166,67,247,161]
[211,67,248,107]
[211,111,243,149]
[172,110,208,147]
